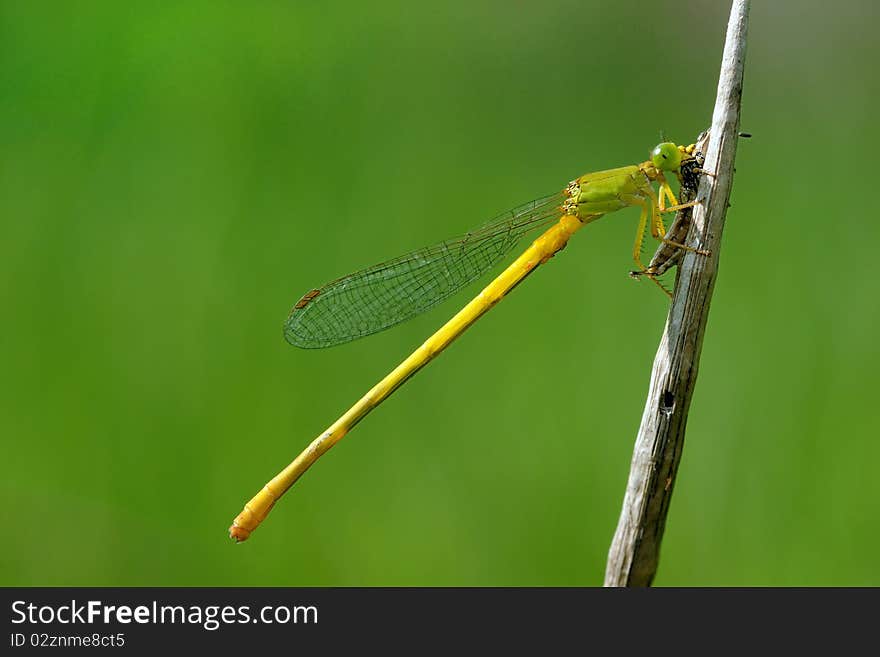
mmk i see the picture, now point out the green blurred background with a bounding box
[2,0,877,586]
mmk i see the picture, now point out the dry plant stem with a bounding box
[604,0,749,587]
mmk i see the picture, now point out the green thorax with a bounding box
[561,142,694,222]
[562,163,654,222]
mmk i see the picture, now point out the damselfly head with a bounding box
[651,142,682,172]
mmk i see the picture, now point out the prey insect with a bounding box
[230,139,709,541]
[630,131,712,289]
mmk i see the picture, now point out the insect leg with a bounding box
[660,237,711,257]
[625,195,673,298]
[630,198,650,267]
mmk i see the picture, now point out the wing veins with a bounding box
[284,193,564,348]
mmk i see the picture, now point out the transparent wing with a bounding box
[284,192,564,348]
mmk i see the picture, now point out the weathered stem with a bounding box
[604,0,749,587]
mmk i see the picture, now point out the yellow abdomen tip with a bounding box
[229,522,252,542]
